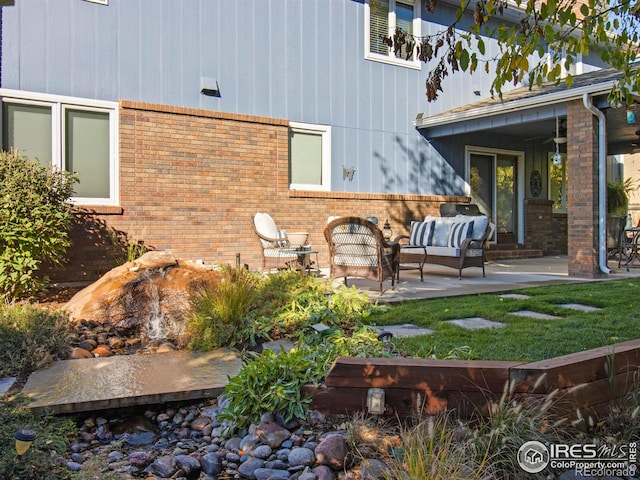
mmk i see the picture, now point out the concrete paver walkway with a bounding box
[22,349,241,415]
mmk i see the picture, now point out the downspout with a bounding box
[582,93,611,274]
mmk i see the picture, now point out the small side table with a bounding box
[278,248,320,274]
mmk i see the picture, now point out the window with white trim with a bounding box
[1,90,119,205]
[289,122,331,191]
[365,0,421,69]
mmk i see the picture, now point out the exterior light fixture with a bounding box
[383,220,393,240]
[14,429,36,456]
[200,77,220,96]
[367,388,386,415]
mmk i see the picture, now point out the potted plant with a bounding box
[606,180,631,216]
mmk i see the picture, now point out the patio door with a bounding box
[467,149,524,244]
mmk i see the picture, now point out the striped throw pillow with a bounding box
[448,221,474,248]
[409,220,435,246]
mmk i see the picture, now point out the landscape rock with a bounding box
[238,456,266,478]
[288,447,316,467]
[200,452,223,476]
[257,421,292,448]
[313,464,336,480]
[64,251,222,341]
[175,454,201,476]
[314,433,348,470]
[68,346,93,359]
[359,458,393,479]
[146,454,177,478]
[254,467,291,479]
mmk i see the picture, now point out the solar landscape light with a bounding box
[367,388,386,415]
[14,428,37,457]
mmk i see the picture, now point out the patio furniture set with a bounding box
[607,214,640,271]
[252,205,495,292]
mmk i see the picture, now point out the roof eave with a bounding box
[413,82,617,130]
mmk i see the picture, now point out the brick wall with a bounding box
[46,102,468,284]
[567,99,602,278]
[524,199,567,255]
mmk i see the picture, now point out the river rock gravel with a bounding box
[64,401,393,479]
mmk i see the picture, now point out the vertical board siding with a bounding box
[1,0,508,196]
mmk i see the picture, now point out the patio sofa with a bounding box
[395,214,495,280]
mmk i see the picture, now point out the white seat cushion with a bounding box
[425,246,459,257]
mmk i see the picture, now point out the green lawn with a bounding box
[365,278,640,362]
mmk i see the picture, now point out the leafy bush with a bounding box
[0,395,77,480]
[253,270,382,339]
[0,305,71,377]
[188,268,381,350]
[0,151,77,302]
[220,327,392,428]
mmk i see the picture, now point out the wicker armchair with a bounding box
[324,217,399,292]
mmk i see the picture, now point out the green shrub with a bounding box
[0,305,71,377]
[0,394,77,480]
[220,327,392,429]
[0,150,77,302]
[188,268,382,350]
[253,271,382,339]
[187,266,263,350]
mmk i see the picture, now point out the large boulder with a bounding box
[64,251,222,340]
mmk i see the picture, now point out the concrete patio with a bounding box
[328,255,640,302]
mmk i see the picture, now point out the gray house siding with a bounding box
[0,0,606,199]
[0,0,499,197]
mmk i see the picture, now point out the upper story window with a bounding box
[289,122,331,191]
[365,0,421,69]
[1,90,119,206]
[547,47,583,78]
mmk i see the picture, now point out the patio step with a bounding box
[485,244,544,261]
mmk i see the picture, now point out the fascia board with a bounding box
[413,82,616,130]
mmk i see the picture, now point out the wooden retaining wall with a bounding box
[309,339,640,421]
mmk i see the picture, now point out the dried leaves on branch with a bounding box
[384,0,640,103]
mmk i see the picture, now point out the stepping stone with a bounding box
[446,317,505,330]
[510,310,562,320]
[558,303,602,313]
[21,349,241,415]
[376,324,434,338]
[500,294,531,300]
[0,377,16,395]
[261,339,295,353]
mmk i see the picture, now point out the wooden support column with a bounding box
[567,99,604,278]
